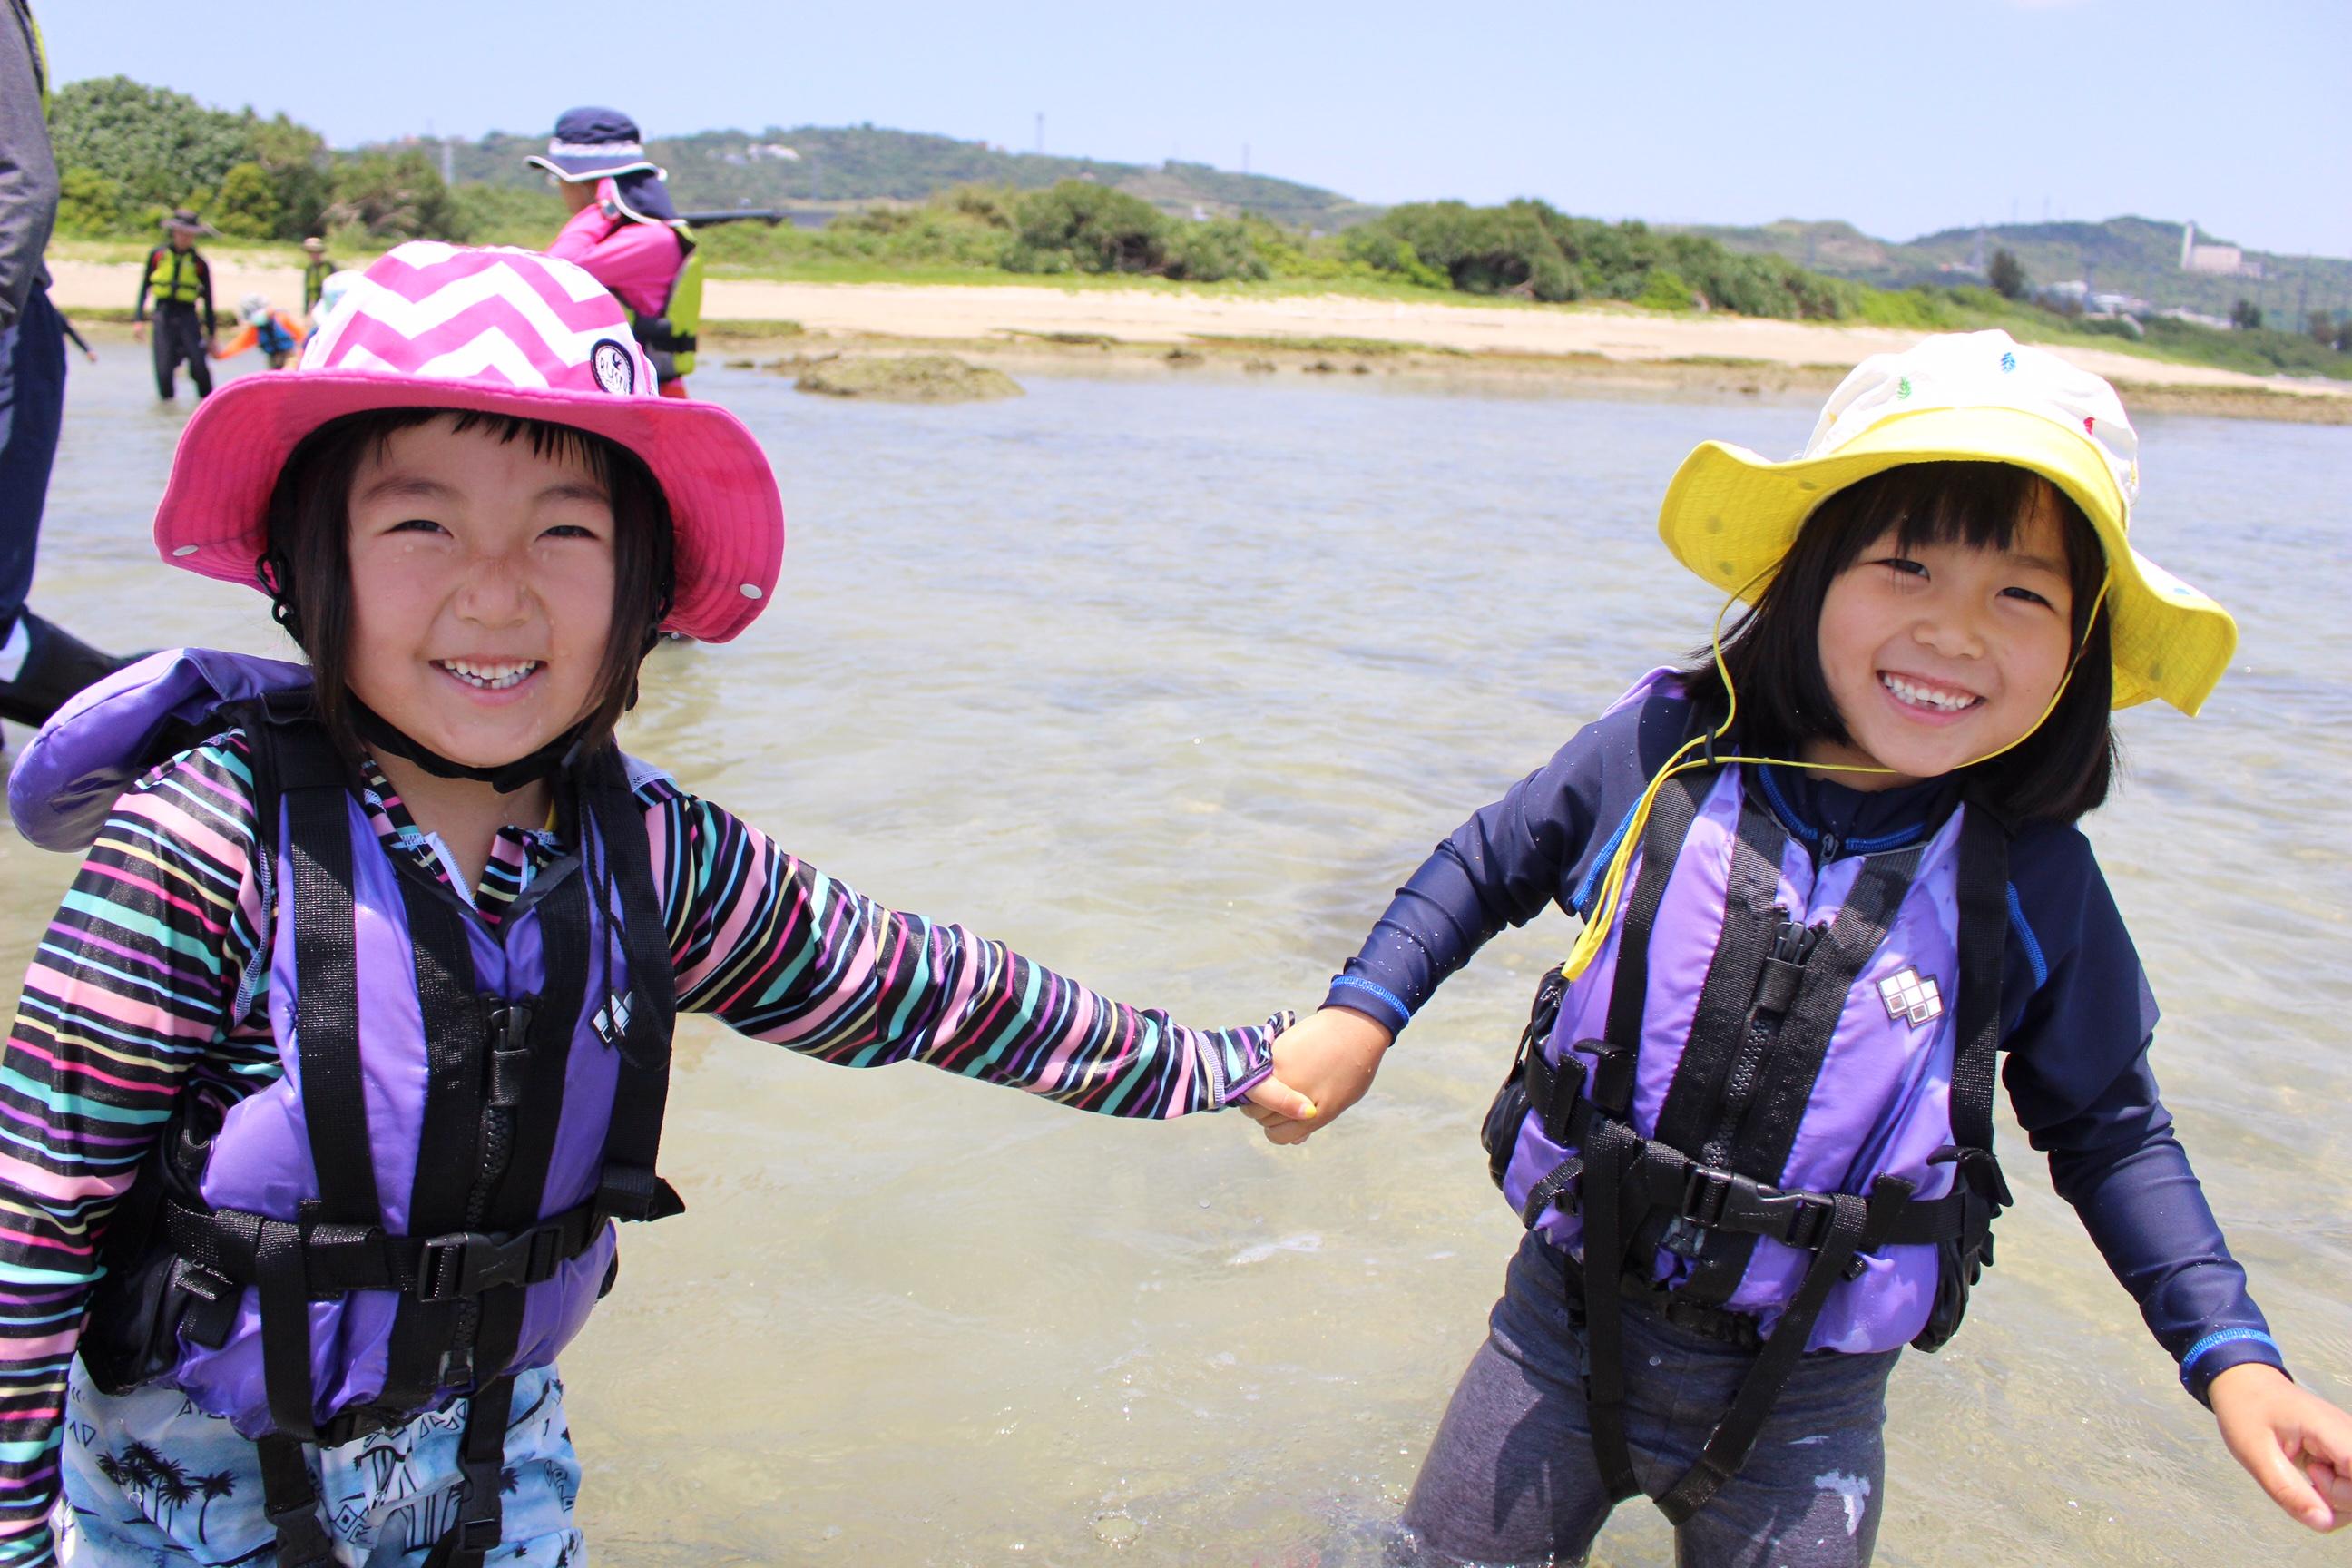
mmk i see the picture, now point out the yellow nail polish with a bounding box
[1302,1102,1318,1118]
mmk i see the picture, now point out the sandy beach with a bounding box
[45,256,2352,418]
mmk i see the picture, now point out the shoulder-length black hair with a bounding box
[1681,460,2117,825]
[260,407,675,766]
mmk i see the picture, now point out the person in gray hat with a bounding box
[528,107,703,395]
[133,207,218,401]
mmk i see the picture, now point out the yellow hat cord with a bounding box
[1560,569,2112,983]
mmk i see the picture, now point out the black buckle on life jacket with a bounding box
[485,1000,536,1110]
[416,1223,564,1304]
[1678,1164,1734,1229]
[1675,1165,1840,1251]
[171,1257,243,1349]
[1577,1039,1637,1118]
[1931,1144,2014,1211]
[595,1163,685,1225]
[450,1510,505,1557]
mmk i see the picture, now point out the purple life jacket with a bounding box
[1479,672,2011,1524]
[15,651,683,1561]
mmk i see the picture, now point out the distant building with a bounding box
[2180,220,2263,279]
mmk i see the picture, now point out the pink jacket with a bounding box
[546,179,684,318]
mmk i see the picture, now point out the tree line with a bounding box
[48,76,528,243]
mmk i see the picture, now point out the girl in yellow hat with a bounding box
[1253,330,2352,1565]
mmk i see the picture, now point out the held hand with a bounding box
[1240,1004,1392,1146]
[2210,1362,2352,1532]
[1242,1073,1317,1124]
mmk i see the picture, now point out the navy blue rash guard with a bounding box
[1326,675,2287,1404]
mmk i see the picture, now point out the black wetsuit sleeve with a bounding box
[0,0,56,330]
[196,254,214,337]
[134,249,155,321]
[2001,826,2287,1406]
[1321,678,1693,1034]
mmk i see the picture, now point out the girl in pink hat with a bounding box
[0,242,1309,1567]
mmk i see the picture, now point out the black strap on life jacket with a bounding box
[1506,764,2012,1524]
[151,714,682,1565]
[580,745,685,1226]
[1576,769,1708,1504]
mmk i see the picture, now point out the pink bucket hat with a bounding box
[152,241,783,642]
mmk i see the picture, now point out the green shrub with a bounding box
[1004,181,1170,274]
[50,76,254,211]
[212,162,281,239]
[1357,201,1577,301]
[1166,218,1269,282]
[445,181,568,246]
[939,183,1019,230]
[1337,228,1450,289]
[1852,288,1963,330]
[2074,314,2144,341]
[1634,269,1696,311]
[320,151,456,240]
[53,166,127,236]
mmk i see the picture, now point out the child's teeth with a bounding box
[444,661,537,691]
[1883,673,1973,711]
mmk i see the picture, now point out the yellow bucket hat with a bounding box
[1657,329,2236,715]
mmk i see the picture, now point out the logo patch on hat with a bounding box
[1877,967,1944,1028]
[591,338,635,396]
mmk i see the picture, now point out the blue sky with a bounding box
[42,0,2352,257]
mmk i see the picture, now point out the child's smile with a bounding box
[1805,492,2080,789]
[344,416,617,770]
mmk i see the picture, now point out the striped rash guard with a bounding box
[0,732,1278,1560]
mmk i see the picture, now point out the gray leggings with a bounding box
[1398,1232,1900,1568]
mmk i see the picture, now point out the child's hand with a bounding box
[1242,1073,1318,1124]
[2210,1362,2352,1532]
[1240,1005,1392,1145]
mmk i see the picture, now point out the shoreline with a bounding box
[45,259,2351,425]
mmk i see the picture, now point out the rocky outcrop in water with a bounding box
[791,354,1024,403]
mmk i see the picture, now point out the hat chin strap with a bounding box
[349,699,590,795]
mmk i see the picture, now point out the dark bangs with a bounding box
[1681,460,2117,825]
[260,407,675,767]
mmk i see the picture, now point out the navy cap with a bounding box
[525,106,661,182]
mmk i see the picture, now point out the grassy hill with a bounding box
[1680,215,2352,320]
[413,124,1380,231]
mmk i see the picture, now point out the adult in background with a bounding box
[0,0,131,729]
[133,208,217,401]
[526,108,703,396]
[300,234,333,316]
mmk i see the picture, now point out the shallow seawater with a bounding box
[5,349,2347,1567]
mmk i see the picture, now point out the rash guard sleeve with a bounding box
[1323,677,1694,1034]
[0,737,267,1565]
[644,782,1281,1116]
[2000,824,2286,1405]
